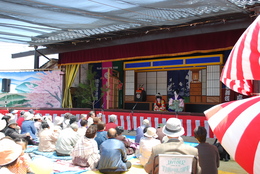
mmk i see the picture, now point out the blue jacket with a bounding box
[21,120,37,139]
[97,138,128,172]
[94,131,108,149]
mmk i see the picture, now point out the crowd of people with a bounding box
[0,108,221,174]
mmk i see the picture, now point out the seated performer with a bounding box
[168,89,184,112]
[153,93,166,111]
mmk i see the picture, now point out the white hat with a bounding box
[144,127,158,138]
[0,139,22,166]
[54,116,64,125]
[11,110,18,114]
[142,119,150,126]
[0,120,6,131]
[34,113,42,120]
[162,118,184,137]
[23,112,34,120]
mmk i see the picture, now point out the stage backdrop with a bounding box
[0,109,213,138]
[0,71,63,108]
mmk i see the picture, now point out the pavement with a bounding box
[123,130,248,174]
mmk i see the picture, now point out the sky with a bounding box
[0,42,57,70]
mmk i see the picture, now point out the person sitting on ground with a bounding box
[94,121,107,149]
[0,138,30,174]
[53,116,64,131]
[87,111,95,127]
[0,119,6,139]
[21,112,38,145]
[156,123,166,143]
[194,126,219,174]
[17,111,25,127]
[1,114,11,133]
[77,114,87,127]
[144,118,201,174]
[71,125,100,169]
[55,123,80,156]
[42,115,54,130]
[62,112,72,129]
[138,127,161,166]
[14,138,33,173]
[38,122,59,152]
[135,119,150,144]
[115,126,138,155]
[4,119,31,142]
[97,128,132,174]
[92,117,100,126]
[104,114,118,131]
[33,113,42,137]
[77,120,88,137]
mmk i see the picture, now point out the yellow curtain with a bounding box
[62,64,80,108]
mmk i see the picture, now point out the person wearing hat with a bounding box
[0,138,30,174]
[135,119,150,144]
[144,118,201,174]
[53,116,64,131]
[21,112,38,145]
[4,119,31,140]
[138,127,161,166]
[0,119,6,139]
[153,93,166,111]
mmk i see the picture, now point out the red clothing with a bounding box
[104,122,118,131]
[17,117,25,127]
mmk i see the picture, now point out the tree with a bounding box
[75,65,107,110]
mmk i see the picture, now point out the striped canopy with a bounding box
[221,15,260,96]
[204,96,260,174]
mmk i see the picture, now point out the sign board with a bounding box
[158,154,194,174]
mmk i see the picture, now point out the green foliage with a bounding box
[75,65,108,110]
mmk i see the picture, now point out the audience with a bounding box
[115,126,138,155]
[194,126,220,174]
[38,122,59,152]
[55,123,80,156]
[33,113,42,137]
[156,123,166,143]
[135,119,150,144]
[144,118,200,174]
[62,112,72,129]
[0,138,29,174]
[5,119,31,141]
[1,114,11,133]
[94,121,108,149]
[97,128,132,173]
[104,114,118,131]
[138,127,161,166]
[14,138,33,173]
[17,111,25,127]
[21,112,38,145]
[78,114,87,127]
[71,125,100,169]
[87,111,95,127]
[53,116,64,131]
[77,119,88,136]
[0,119,6,139]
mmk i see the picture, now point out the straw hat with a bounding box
[142,119,150,126]
[144,127,158,138]
[23,112,34,120]
[162,118,184,137]
[0,138,23,166]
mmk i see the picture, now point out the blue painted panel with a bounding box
[186,56,220,64]
[125,62,151,68]
[153,59,183,66]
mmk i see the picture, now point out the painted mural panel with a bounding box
[0,70,63,108]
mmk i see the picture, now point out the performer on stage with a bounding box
[153,93,166,111]
[168,89,184,112]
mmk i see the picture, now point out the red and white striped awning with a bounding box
[204,96,260,174]
[221,15,260,96]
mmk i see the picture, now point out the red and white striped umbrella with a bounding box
[221,15,260,96]
[204,96,260,174]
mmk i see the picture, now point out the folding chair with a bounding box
[154,154,197,174]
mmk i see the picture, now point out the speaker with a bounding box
[2,78,11,92]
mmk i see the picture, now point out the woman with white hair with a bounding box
[104,114,118,131]
[135,119,150,144]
